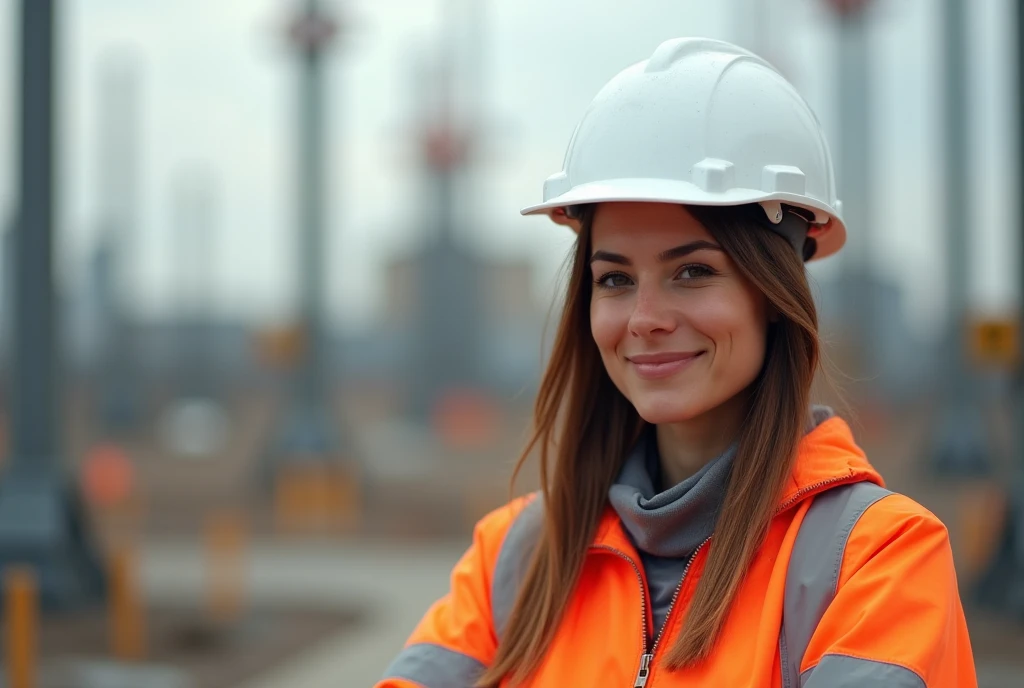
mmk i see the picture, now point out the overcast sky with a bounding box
[0,0,1017,337]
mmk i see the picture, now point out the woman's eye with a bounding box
[678,264,715,280]
[596,272,632,288]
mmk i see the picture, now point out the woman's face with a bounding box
[589,202,770,425]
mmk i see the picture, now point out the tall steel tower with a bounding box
[262,0,345,480]
[0,0,105,609]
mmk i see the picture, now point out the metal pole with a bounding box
[298,0,327,415]
[0,0,104,610]
[262,0,342,480]
[929,0,990,476]
[974,0,1024,616]
[407,0,486,420]
[945,0,969,397]
[835,8,873,376]
[11,0,59,466]
[1005,0,1024,616]
[1015,0,1024,603]
[1015,0,1024,589]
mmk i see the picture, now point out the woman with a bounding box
[378,38,976,687]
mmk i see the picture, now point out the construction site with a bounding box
[0,0,1021,685]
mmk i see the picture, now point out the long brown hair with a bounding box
[480,203,820,686]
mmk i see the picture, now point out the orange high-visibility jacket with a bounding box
[378,417,977,687]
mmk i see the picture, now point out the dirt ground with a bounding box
[30,602,364,688]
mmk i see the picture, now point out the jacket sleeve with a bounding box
[800,493,977,688]
[375,499,526,688]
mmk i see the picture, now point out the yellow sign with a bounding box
[970,319,1019,367]
[255,326,306,368]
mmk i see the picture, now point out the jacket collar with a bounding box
[593,415,882,552]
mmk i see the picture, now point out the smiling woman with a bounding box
[377,37,977,688]
[588,202,778,487]
[590,205,766,418]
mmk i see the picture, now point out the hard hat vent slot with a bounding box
[691,158,735,192]
[761,165,806,194]
[542,172,571,203]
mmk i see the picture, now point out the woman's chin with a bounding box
[630,395,705,425]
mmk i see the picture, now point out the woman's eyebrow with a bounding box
[590,240,722,266]
[657,241,723,262]
[589,250,629,265]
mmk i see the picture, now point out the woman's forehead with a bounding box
[590,203,713,250]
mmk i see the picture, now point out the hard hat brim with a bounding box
[520,178,846,261]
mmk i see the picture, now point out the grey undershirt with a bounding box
[608,406,835,636]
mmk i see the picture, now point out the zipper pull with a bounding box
[633,653,653,688]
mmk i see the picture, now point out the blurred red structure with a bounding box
[81,443,134,509]
[432,389,502,450]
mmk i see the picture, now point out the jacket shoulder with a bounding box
[472,492,543,558]
[841,490,952,581]
[855,491,948,538]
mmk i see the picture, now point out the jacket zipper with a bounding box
[590,544,650,684]
[592,536,712,688]
[641,537,711,687]
[774,475,857,514]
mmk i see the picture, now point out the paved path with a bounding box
[141,539,468,688]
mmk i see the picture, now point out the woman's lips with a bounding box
[627,351,704,380]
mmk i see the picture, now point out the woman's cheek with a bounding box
[590,302,623,352]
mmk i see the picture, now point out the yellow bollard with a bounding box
[274,463,363,535]
[274,466,311,533]
[328,466,363,533]
[109,547,145,661]
[4,566,36,688]
[957,482,1009,581]
[205,509,247,625]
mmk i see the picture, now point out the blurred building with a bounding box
[814,270,936,404]
[336,246,548,401]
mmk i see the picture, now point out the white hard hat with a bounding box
[521,37,845,261]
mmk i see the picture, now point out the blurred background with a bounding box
[0,0,1021,685]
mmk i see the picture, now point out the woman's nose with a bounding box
[627,285,677,338]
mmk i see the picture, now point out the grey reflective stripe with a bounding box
[491,495,544,638]
[381,642,486,688]
[801,654,925,687]
[780,482,893,688]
